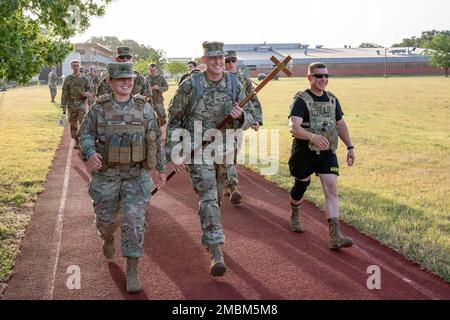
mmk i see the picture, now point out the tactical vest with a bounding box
[183,71,238,130]
[96,94,157,170]
[295,91,339,153]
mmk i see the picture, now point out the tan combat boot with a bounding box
[208,244,227,277]
[229,185,242,205]
[126,257,142,293]
[328,217,353,250]
[102,236,115,259]
[290,205,304,233]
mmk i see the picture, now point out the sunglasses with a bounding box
[225,59,237,63]
[311,74,329,79]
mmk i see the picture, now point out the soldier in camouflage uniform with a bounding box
[88,67,100,106]
[48,66,58,102]
[96,47,150,100]
[78,62,166,293]
[166,42,255,277]
[61,60,93,149]
[178,60,200,86]
[288,62,355,250]
[223,50,264,205]
[146,63,169,126]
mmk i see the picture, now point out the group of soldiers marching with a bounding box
[54,41,355,294]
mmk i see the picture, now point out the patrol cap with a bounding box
[225,50,237,60]
[202,41,226,57]
[116,46,133,58]
[108,62,137,79]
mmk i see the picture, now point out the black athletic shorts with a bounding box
[289,148,339,180]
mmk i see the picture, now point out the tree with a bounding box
[133,59,151,75]
[392,30,450,48]
[88,36,166,70]
[0,0,112,83]
[359,43,382,48]
[148,48,166,71]
[88,36,154,61]
[424,34,450,77]
[165,61,187,82]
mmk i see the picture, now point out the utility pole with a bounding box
[384,48,388,78]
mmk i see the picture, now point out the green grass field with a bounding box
[170,76,450,281]
[0,77,448,297]
[0,85,64,295]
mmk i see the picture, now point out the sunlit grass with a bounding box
[0,85,64,295]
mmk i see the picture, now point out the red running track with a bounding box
[4,127,450,300]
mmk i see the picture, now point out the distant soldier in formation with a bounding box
[288,62,355,250]
[78,62,166,293]
[166,41,256,277]
[61,60,93,149]
[96,47,150,100]
[146,63,169,126]
[223,50,264,205]
[48,66,58,103]
[88,67,100,105]
[178,60,200,86]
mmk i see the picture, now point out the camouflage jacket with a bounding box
[89,73,100,88]
[48,71,58,86]
[178,69,201,86]
[166,71,255,162]
[96,72,151,99]
[61,74,93,107]
[235,72,263,125]
[146,74,168,103]
[78,94,166,174]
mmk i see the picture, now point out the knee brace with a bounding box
[290,179,311,201]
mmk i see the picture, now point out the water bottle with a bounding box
[59,113,65,126]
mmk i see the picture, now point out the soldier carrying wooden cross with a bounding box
[163,41,292,277]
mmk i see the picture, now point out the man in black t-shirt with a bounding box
[288,62,355,250]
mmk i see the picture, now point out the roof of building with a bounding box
[224,43,430,65]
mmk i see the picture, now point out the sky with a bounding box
[70,0,450,58]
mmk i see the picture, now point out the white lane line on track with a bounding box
[49,138,74,300]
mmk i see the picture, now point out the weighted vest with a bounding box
[295,91,339,152]
[96,94,157,170]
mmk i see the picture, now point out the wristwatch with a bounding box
[347,145,354,150]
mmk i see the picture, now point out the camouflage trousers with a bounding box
[153,102,166,120]
[68,103,87,143]
[226,164,239,187]
[49,84,57,100]
[188,163,231,246]
[88,170,153,258]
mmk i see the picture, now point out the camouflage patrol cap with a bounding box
[116,46,133,58]
[108,62,137,79]
[202,41,226,57]
[225,50,237,60]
